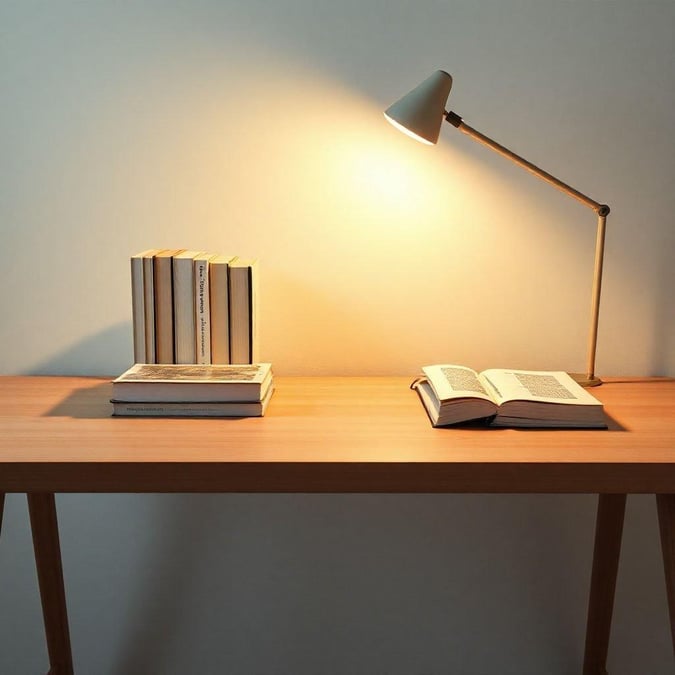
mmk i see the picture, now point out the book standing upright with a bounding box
[130,250,154,363]
[194,252,216,364]
[209,254,237,364]
[141,249,163,364]
[229,258,259,364]
[154,249,184,364]
[173,250,201,364]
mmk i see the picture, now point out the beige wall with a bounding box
[1,3,674,675]
[1,1,673,378]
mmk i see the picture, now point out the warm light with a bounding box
[384,112,434,145]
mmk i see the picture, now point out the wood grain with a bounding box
[657,493,675,659]
[583,494,626,675]
[1,376,674,493]
[27,493,73,675]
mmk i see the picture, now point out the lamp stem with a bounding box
[445,111,609,386]
[585,213,607,385]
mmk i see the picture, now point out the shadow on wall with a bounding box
[25,322,133,376]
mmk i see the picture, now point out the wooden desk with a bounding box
[1,375,674,675]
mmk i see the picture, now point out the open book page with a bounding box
[478,369,600,407]
[423,364,496,403]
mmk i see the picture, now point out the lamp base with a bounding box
[569,372,602,388]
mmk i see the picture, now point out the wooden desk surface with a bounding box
[1,376,674,493]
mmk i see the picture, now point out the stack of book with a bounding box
[130,249,259,365]
[111,363,274,418]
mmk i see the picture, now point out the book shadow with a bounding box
[447,412,625,431]
[44,381,114,419]
[43,383,262,421]
[25,321,132,377]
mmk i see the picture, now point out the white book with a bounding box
[111,384,274,417]
[412,365,606,428]
[112,362,273,403]
[209,254,237,364]
[130,250,155,363]
[194,253,216,364]
[141,249,163,364]
[229,258,259,364]
[154,249,184,364]
[173,250,202,364]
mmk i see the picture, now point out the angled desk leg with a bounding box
[656,494,675,661]
[27,493,74,675]
[583,493,627,675]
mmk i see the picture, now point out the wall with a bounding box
[1,1,674,673]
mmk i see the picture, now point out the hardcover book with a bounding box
[130,249,158,364]
[154,249,184,364]
[412,365,606,428]
[141,249,163,363]
[172,250,201,364]
[229,258,259,364]
[209,254,237,364]
[112,363,273,403]
[193,253,216,364]
[111,384,274,417]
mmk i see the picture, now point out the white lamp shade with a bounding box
[384,70,453,144]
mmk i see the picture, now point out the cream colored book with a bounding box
[130,249,158,364]
[154,249,184,364]
[140,248,163,364]
[412,365,606,428]
[209,254,237,364]
[112,363,273,403]
[172,250,202,364]
[111,384,274,417]
[194,253,216,364]
[229,258,259,364]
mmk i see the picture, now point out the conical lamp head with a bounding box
[384,70,453,144]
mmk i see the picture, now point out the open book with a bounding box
[412,365,606,428]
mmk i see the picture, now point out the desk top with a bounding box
[1,376,674,493]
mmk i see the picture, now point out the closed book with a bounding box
[111,385,274,417]
[130,249,157,363]
[229,258,259,364]
[194,253,216,364]
[173,250,202,364]
[112,363,273,403]
[154,249,184,364]
[209,254,237,364]
[141,249,163,363]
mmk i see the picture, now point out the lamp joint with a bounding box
[444,110,463,128]
[598,204,610,217]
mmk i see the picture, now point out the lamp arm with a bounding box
[444,111,609,386]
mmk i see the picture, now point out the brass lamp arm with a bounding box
[444,110,610,386]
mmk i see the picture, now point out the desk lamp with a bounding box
[385,70,610,386]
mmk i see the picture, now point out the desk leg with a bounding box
[656,494,675,661]
[582,493,626,675]
[27,493,74,675]
[0,493,5,538]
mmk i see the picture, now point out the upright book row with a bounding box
[131,249,259,365]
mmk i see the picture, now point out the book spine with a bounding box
[111,401,264,417]
[154,254,175,364]
[142,255,156,363]
[209,261,231,364]
[173,257,196,363]
[249,263,259,363]
[229,264,251,364]
[194,258,211,364]
[130,256,146,363]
